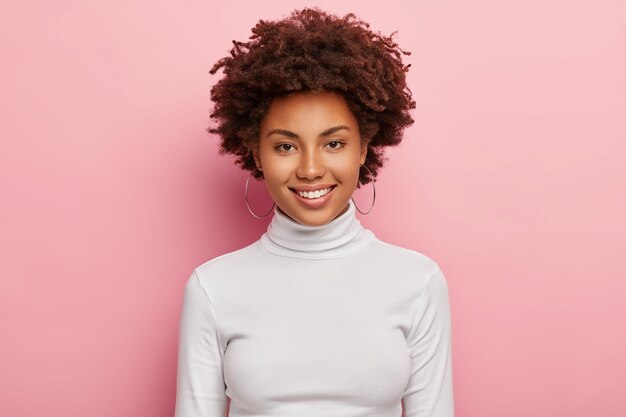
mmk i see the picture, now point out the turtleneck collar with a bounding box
[260,199,376,260]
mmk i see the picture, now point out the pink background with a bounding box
[1,0,625,416]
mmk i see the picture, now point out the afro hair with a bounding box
[208,7,416,186]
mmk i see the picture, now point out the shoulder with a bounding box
[366,238,452,315]
[369,236,439,271]
[192,240,264,285]
[364,236,445,289]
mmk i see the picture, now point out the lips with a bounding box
[289,185,336,197]
[289,184,337,192]
[289,184,337,208]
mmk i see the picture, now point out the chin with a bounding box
[283,204,348,227]
[298,215,333,227]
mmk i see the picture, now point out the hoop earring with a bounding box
[351,164,376,215]
[245,169,275,219]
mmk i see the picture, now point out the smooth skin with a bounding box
[252,90,368,226]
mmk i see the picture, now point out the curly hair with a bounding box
[208,7,415,186]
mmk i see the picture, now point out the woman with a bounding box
[175,7,454,417]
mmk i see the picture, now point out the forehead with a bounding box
[261,91,358,130]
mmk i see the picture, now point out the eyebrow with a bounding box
[266,125,350,139]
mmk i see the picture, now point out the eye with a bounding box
[327,140,345,150]
[275,143,294,153]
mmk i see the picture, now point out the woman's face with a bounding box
[253,90,367,226]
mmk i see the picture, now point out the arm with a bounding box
[175,270,228,417]
[402,265,455,417]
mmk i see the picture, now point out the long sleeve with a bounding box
[402,265,455,417]
[175,270,228,417]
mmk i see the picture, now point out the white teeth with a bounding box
[296,187,333,199]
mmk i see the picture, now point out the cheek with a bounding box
[329,155,361,180]
[271,158,292,172]
[262,165,291,189]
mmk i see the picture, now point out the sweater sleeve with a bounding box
[402,265,455,417]
[175,270,228,417]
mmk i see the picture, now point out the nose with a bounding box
[296,147,325,180]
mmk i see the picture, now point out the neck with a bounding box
[276,202,351,226]
[260,199,375,260]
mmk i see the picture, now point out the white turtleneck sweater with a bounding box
[175,199,454,417]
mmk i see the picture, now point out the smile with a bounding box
[291,186,335,199]
[289,185,337,208]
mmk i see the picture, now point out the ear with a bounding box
[252,145,261,170]
[359,140,369,166]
